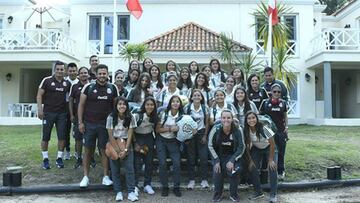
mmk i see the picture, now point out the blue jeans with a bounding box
[274,131,287,174]
[110,150,135,193]
[134,132,154,187]
[155,136,181,188]
[213,154,241,196]
[183,129,208,181]
[249,146,278,197]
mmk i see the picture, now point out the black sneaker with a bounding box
[249,192,265,200]
[173,187,182,197]
[56,158,64,168]
[213,192,222,202]
[74,158,82,169]
[90,157,96,168]
[230,194,241,202]
[42,158,51,170]
[161,187,169,197]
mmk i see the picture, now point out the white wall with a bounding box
[0,65,20,116]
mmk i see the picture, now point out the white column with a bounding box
[324,62,332,118]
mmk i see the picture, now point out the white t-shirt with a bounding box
[236,101,259,127]
[210,103,237,123]
[156,87,180,107]
[250,125,274,149]
[184,103,209,130]
[158,111,179,139]
[134,113,154,134]
[106,114,137,139]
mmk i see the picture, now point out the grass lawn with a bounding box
[0,125,359,186]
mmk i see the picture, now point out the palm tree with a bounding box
[218,32,238,70]
[236,51,262,81]
[273,46,296,91]
[119,43,149,62]
[251,1,291,51]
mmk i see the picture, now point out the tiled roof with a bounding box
[144,22,251,52]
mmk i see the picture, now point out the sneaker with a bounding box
[74,158,82,169]
[144,185,155,195]
[249,192,265,200]
[187,180,195,190]
[270,195,277,203]
[278,172,285,180]
[134,186,139,196]
[80,176,89,188]
[115,192,123,201]
[42,158,51,170]
[90,157,96,168]
[173,187,182,197]
[64,150,71,160]
[102,176,113,186]
[127,192,139,202]
[213,192,222,202]
[230,194,241,202]
[161,187,169,197]
[56,158,64,168]
[200,180,209,189]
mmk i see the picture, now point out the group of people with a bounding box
[36,55,290,203]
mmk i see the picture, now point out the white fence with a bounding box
[0,29,76,56]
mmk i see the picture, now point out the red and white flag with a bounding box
[268,0,278,25]
[126,0,143,19]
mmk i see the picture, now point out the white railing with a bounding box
[309,28,360,56]
[287,100,299,117]
[255,39,298,55]
[0,29,76,56]
[87,39,128,55]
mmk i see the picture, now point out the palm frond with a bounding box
[236,52,262,80]
[273,46,296,91]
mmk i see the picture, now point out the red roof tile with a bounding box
[144,22,251,52]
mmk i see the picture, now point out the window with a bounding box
[0,15,3,29]
[254,15,298,55]
[88,14,130,55]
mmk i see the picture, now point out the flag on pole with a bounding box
[268,0,278,25]
[126,0,143,19]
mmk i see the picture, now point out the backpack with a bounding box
[258,114,278,134]
[161,111,183,127]
[212,103,233,119]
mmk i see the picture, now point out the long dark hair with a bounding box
[128,60,140,72]
[139,97,157,124]
[177,67,193,90]
[210,58,226,82]
[131,72,151,103]
[124,69,140,87]
[247,74,260,92]
[243,111,264,146]
[165,60,178,72]
[233,86,251,115]
[188,61,199,74]
[194,72,210,92]
[231,67,245,86]
[142,57,153,73]
[165,95,184,115]
[111,96,132,128]
[149,65,164,89]
[189,89,205,105]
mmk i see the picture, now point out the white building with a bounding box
[0,0,359,125]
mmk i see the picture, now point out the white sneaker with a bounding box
[134,186,139,196]
[79,176,89,188]
[200,180,209,189]
[102,176,113,186]
[128,192,139,202]
[187,180,195,190]
[278,172,285,180]
[115,192,123,201]
[143,185,155,195]
[64,151,71,160]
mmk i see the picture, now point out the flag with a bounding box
[126,0,143,19]
[268,0,278,25]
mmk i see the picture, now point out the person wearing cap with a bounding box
[155,95,184,197]
[208,110,245,202]
[259,83,288,180]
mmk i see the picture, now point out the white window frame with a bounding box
[87,13,130,56]
[288,73,300,118]
[0,14,4,30]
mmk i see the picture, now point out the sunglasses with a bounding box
[272,91,281,94]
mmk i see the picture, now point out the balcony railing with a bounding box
[255,39,298,56]
[309,28,360,56]
[0,29,76,56]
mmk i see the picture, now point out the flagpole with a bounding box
[112,0,118,82]
[268,12,273,67]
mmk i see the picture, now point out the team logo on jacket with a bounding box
[107,88,112,94]
[51,82,55,86]
[63,81,67,86]
[93,89,97,93]
[279,102,283,108]
[268,103,272,107]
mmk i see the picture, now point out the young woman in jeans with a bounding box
[244,111,278,203]
[106,97,138,202]
[208,110,245,202]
